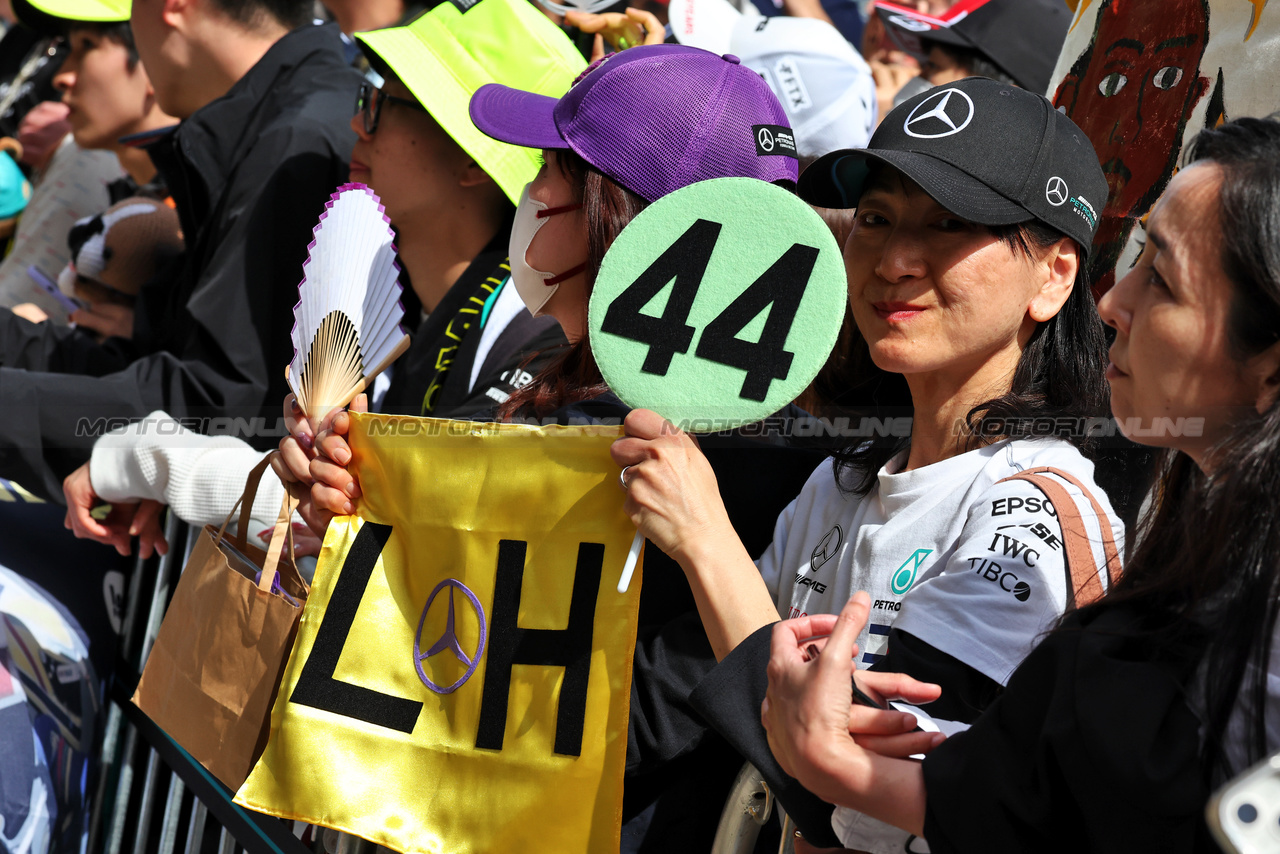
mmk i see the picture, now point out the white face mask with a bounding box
[509,182,586,317]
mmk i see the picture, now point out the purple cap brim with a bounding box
[469,84,567,151]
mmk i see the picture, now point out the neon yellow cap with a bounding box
[14,0,129,26]
[356,0,586,206]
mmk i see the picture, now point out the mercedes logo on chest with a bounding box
[810,524,844,572]
[903,88,975,139]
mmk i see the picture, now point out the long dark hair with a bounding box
[497,150,648,420]
[1082,117,1280,780]
[832,188,1112,494]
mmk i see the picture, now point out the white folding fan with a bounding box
[286,183,410,426]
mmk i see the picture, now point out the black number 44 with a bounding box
[600,218,819,402]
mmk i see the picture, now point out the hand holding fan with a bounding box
[287,184,411,427]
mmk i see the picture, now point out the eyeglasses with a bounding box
[355,81,429,134]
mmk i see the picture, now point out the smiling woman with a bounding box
[611,76,1126,848]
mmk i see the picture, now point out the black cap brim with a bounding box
[874,4,975,60]
[799,147,1033,227]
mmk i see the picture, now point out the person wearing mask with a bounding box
[764,115,1280,854]
[0,0,361,502]
[285,43,819,850]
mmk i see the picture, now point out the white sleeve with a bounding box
[755,492,799,603]
[831,705,968,852]
[89,411,284,543]
[755,461,835,605]
[832,808,922,853]
[892,477,1083,685]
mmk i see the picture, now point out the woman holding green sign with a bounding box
[611,77,1128,847]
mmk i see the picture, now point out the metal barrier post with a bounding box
[711,762,775,854]
[158,773,186,854]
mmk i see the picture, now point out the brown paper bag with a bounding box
[132,454,308,789]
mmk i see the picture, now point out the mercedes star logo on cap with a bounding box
[903,88,975,139]
[1045,176,1069,207]
[757,126,776,152]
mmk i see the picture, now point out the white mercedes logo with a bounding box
[757,127,775,152]
[1046,176,1069,207]
[903,88,975,139]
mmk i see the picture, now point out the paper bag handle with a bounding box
[215,454,275,551]
[259,491,300,592]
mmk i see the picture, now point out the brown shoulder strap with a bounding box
[1021,467,1123,588]
[996,467,1117,610]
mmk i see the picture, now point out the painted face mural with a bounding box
[1054,0,1211,296]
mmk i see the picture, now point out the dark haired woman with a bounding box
[763,115,1280,851]
[611,77,1126,847]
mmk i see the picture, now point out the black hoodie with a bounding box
[0,22,362,500]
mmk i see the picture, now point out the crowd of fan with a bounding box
[0,0,1276,852]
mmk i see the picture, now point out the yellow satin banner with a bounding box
[235,414,643,853]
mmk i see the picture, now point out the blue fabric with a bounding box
[0,152,29,220]
[743,0,864,47]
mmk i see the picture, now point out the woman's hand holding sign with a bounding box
[611,409,728,564]
[611,409,781,660]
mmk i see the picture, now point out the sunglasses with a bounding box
[355,81,429,134]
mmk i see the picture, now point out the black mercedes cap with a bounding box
[798,76,1107,256]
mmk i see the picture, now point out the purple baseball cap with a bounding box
[468,43,798,203]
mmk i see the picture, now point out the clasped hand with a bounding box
[762,592,945,804]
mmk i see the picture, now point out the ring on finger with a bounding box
[619,464,635,490]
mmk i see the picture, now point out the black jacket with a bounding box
[921,605,1211,853]
[0,23,361,500]
[694,605,1213,852]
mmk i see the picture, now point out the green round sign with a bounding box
[588,177,847,430]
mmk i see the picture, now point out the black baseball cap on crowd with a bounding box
[798,77,1107,255]
[874,0,1071,95]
